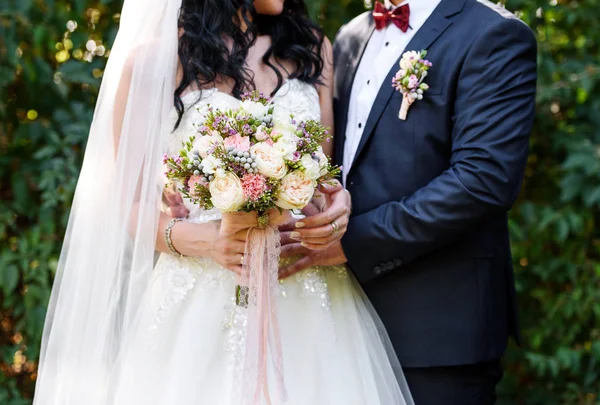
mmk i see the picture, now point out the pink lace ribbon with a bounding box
[238,226,287,405]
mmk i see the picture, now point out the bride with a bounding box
[33,0,414,404]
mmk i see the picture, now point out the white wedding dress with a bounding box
[109,79,412,405]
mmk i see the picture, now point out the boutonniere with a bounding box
[392,50,433,121]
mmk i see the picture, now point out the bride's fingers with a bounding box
[299,235,343,247]
[279,256,313,279]
[267,209,292,227]
[232,229,249,242]
[225,240,246,254]
[280,242,309,258]
[301,202,322,217]
[295,194,350,231]
[280,231,298,247]
[223,254,244,273]
[299,240,339,250]
[279,218,298,232]
[220,212,259,235]
[318,180,343,194]
[226,265,243,276]
[292,217,348,240]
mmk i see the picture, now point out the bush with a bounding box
[0,0,598,404]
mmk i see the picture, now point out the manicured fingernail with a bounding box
[301,242,308,247]
[290,232,301,240]
[295,222,305,228]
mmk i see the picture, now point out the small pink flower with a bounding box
[255,127,269,141]
[264,137,274,146]
[241,173,267,201]
[187,175,206,194]
[408,74,419,89]
[224,134,250,152]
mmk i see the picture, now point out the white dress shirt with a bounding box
[342,0,441,184]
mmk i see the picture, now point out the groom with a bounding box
[281,0,537,403]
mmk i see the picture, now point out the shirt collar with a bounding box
[384,0,409,10]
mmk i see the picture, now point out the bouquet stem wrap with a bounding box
[221,211,289,405]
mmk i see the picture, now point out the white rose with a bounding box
[400,58,412,72]
[400,51,421,71]
[201,155,222,175]
[273,134,298,161]
[300,154,321,180]
[240,100,269,118]
[193,132,223,158]
[250,143,288,179]
[209,172,246,212]
[275,170,317,210]
[314,146,329,177]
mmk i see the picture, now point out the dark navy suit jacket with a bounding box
[334,0,537,367]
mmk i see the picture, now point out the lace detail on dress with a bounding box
[151,264,196,329]
[297,269,332,310]
[148,255,234,351]
[278,265,349,310]
[271,79,321,123]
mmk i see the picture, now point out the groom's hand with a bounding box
[283,181,352,250]
[278,240,347,279]
[163,185,189,218]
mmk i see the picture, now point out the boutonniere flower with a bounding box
[392,50,433,120]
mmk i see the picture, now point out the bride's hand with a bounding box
[214,209,292,275]
[282,182,351,250]
[208,228,248,276]
[220,209,292,236]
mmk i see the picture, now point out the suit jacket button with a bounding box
[373,266,382,275]
[393,258,403,267]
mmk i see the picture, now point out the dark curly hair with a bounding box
[174,0,325,128]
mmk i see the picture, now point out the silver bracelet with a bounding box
[165,218,184,257]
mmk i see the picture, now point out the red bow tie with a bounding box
[373,2,410,32]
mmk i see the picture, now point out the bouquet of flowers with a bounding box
[163,91,339,405]
[164,91,339,221]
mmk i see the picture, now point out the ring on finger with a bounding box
[240,255,245,265]
[330,220,339,236]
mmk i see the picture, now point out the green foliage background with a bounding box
[1,0,599,403]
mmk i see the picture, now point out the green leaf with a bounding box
[0,264,20,295]
[57,60,100,85]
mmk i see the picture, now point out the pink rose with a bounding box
[187,175,206,195]
[241,173,267,201]
[224,134,250,152]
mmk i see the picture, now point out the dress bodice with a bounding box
[165,79,321,223]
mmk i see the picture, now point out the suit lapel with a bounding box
[349,0,466,170]
[334,13,375,168]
